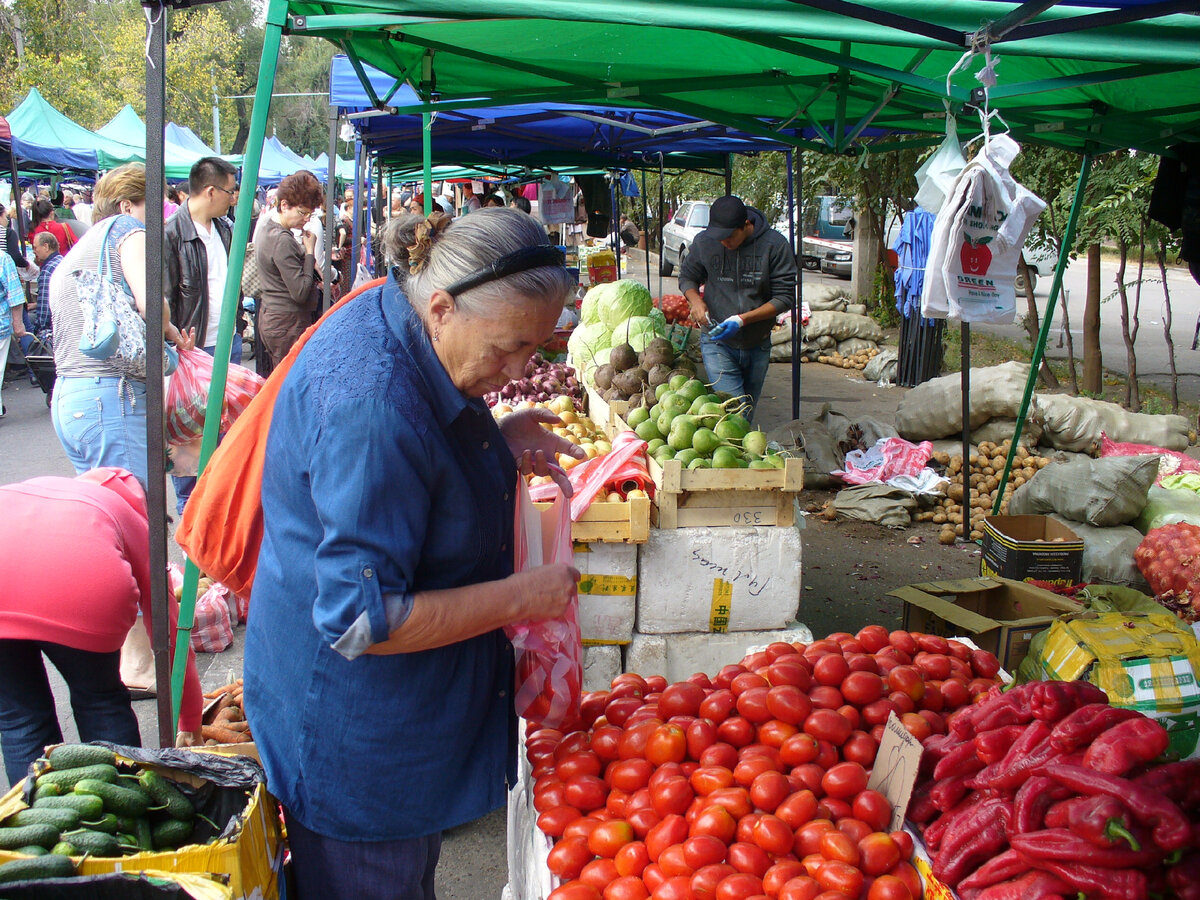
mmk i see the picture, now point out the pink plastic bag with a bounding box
[166,564,234,652]
[507,479,582,729]
[527,430,652,519]
[1100,433,1200,485]
[837,437,934,485]
[165,347,265,446]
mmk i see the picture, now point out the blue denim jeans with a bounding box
[51,375,149,490]
[285,814,442,900]
[0,640,140,787]
[700,336,772,421]
[171,343,237,515]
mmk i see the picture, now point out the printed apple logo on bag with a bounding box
[960,234,993,275]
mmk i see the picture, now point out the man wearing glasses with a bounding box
[164,156,240,514]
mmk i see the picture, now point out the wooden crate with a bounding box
[648,455,804,529]
[535,495,650,543]
[584,383,631,439]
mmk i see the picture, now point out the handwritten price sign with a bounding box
[866,713,923,831]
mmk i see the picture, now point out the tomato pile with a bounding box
[528,627,1004,900]
[656,295,697,327]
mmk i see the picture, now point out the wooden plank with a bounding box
[535,494,651,543]
[647,455,803,493]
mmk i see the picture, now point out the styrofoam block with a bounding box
[624,623,815,682]
[636,526,802,634]
[576,541,637,644]
[583,644,622,692]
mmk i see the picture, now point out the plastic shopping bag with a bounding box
[166,564,234,653]
[507,479,582,730]
[527,429,652,518]
[165,347,265,446]
[914,118,966,214]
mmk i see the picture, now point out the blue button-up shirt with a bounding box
[31,252,61,336]
[244,275,518,840]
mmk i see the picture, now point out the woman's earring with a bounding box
[432,330,440,342]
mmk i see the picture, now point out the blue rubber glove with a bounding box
[708,314,744,342]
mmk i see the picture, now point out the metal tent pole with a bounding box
[351,140,362,276]
[422,114,433,214]
[993,152,1094,514]
[786,150,800,420]
[612,174,621,278]
[169,0,287,726]
[657,155,665,299]
[960,322,971,541]
[8,147,23,250]
[324,101,338,301]
[144,0,172,748]
[641,168,650,291]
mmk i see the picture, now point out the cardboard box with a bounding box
[892,576,1082,672]
[1038,612,1200,758]
[0,746,283,900]
[575,540,637,644]
[625,623,814,682]
[980,515,1084,587]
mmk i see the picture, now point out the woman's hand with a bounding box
[518,448,573,497]
[500,407,587,464]
[302,230,317,255]
[167,324,197,352]
[175,730,204,748]
[507,563,580,623]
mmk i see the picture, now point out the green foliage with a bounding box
[868,264,899,329]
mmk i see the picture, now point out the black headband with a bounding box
[442,245,566,297]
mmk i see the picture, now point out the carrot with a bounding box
[202,724,250,743]
[224,720,250,733]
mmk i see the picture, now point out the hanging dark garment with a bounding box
[1149,143,1200,287]
[576,174,613,238]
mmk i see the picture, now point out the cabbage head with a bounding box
[567,322,613,368]
[614,316,665,353]
[646,307,667,331]
[598,279,653,331]
[580,282,616,326]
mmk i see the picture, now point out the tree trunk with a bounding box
[0,7,25,63]
[1115,243,1140,411]
[1082,244,1103,395]
[1019,253,1059,389]
[1158,244,1180,412]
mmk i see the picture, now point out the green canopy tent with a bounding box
[162,0,1200,727]
[7,88,144,171]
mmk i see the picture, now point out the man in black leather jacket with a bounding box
[164,157,238,358]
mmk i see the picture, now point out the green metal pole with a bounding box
[992,152,1093,515]
[169,0,288,727]
[422,112,433,214]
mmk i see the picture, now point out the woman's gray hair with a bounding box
[406,207,573,318]
[382,213,425,269]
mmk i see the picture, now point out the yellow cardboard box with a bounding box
[0,746,283,900]
[1039,612,1200,758]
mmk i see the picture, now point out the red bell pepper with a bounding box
[1048,702,1140,752]
[974,724,1027,765]
[1133,759,1200,808]
[933,740,986,780]
[975,722,1063,791]
[975,870,1071,900]
[956,849,1029,893]
[1028,858,1146,900]
[1009,828,1162,867]
[1044,762,1191,851]
[1168,854,1200,900]
[967,685,1035,735]
[930,773,971,812]
[1042,796,1083,829]
[1081,715,1170,775]
[1063,794,1141,849]
[1012,775,1070,834]
[1028,680,1107,722]
[934,798,1012,887]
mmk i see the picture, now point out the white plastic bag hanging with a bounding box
[914,117,967,214]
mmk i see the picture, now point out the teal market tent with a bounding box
[97,105,147,145]
[8,88,142,170]
[314,150,355,182]
[97,106,246,181]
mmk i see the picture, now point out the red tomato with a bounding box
[761,861,807,896]
[539,805,584,837]
[650,777,695,818]
[851,790,892,832]
[714,665,748,690]
[735,812,761,845]
[687,720,719,761]
[917,709,946,735]
[757,720,798,749]
[752,814,794,855]
[812,654,849,687]
[803,710,853,746]
[536,780,569,813]
[616,840,651,877]
[867,875,912,900]
[716,873,766,900]
[688,672,714,689]
[728,842,772,879]
[913,652,951,681]
[692,864,739,900]
[765,685,813,726]
[548,836,594,880]
[841,731,879,767]
[807,686,844,710]
[705,787,754,821]
[590,820,636,858]
[733,754,781,788]
[886,667,925,702]
[645,675,668,694]
[818,829,860,866]
[620,722,662,760]
[899,713,932,742]
[582,858,622,890]
[859,700,899,729]
[646,815,690,862]
[939,679,970,710]
[742,650,771,671]
[559,751,604,781]
[548,881,603,900]
[835,817,872,843]
[794,819,836,857]
[566,817,603,842]
[628,807,662,840]
[690,803,737,844]
[610,758,655,793]
[683,834,729,869]
[857,833,901,876]
[749,770,790,813]
[605,876,651,900]
[889,830,914,859]
[887,692,917,716]
[855,626,890,653]
[650,875,693,900]
[820,762,868,800]
[778,876,822,900]
[700,742,740,770]
[789,763,824,797]
[841,671,885,706]
[919,682,944,713]
[613,673,649,694]
[646,725,688,767]
[816,797,851,821]
[970,648,1001,679]
[779,732,820,767]
[915,634,949,655]
[768,660,813,691]
[736,688,773,725]
[582,691,612,726]
[691,765,735,796]
[738,744,782,765]
[815,860,864,897]
[731,672,771,696]
[592,725,625,761]
[659,682,706,719]
[557,732,594,760]
[766,641,802,660]
[606,697,646,728]
[775,789,818,829]
[888,631,919,656]
[718,717,756,748]
[889,862,922,900]
[607,790,631,817]
[658,844,694,878]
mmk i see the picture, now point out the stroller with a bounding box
[22,333,56,407]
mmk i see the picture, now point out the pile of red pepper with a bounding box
[908,680,1200,899]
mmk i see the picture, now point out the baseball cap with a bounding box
[704,195,749,240]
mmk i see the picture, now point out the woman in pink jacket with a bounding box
[0,468,203,786]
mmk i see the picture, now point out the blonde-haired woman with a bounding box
[48,163,193,490]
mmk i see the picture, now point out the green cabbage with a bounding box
[613,315,666,353]
[646,307,667,331]
[567,322,613,368]
[580,282,615,326]
[598,279,653,331]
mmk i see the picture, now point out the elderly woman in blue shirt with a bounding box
[244,208,582,898]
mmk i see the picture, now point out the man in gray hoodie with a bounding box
[678,195,797,417]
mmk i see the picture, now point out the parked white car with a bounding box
[660,200,710,276]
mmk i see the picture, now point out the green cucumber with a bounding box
[58,828,121,857]
[138,771,193,820]
[0,824,61,850]
[151,817,193,850]
[50,841,80,856]
[31,783,62,801]
[80,812,119,834]
[5,807,80,831]
[0,854,77,883]
[33,794,104,819]
[12,846,48,856]
[34,764,118,792]
[46,745,116,771]
[72,779,150,817]
[133,817,154,851]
